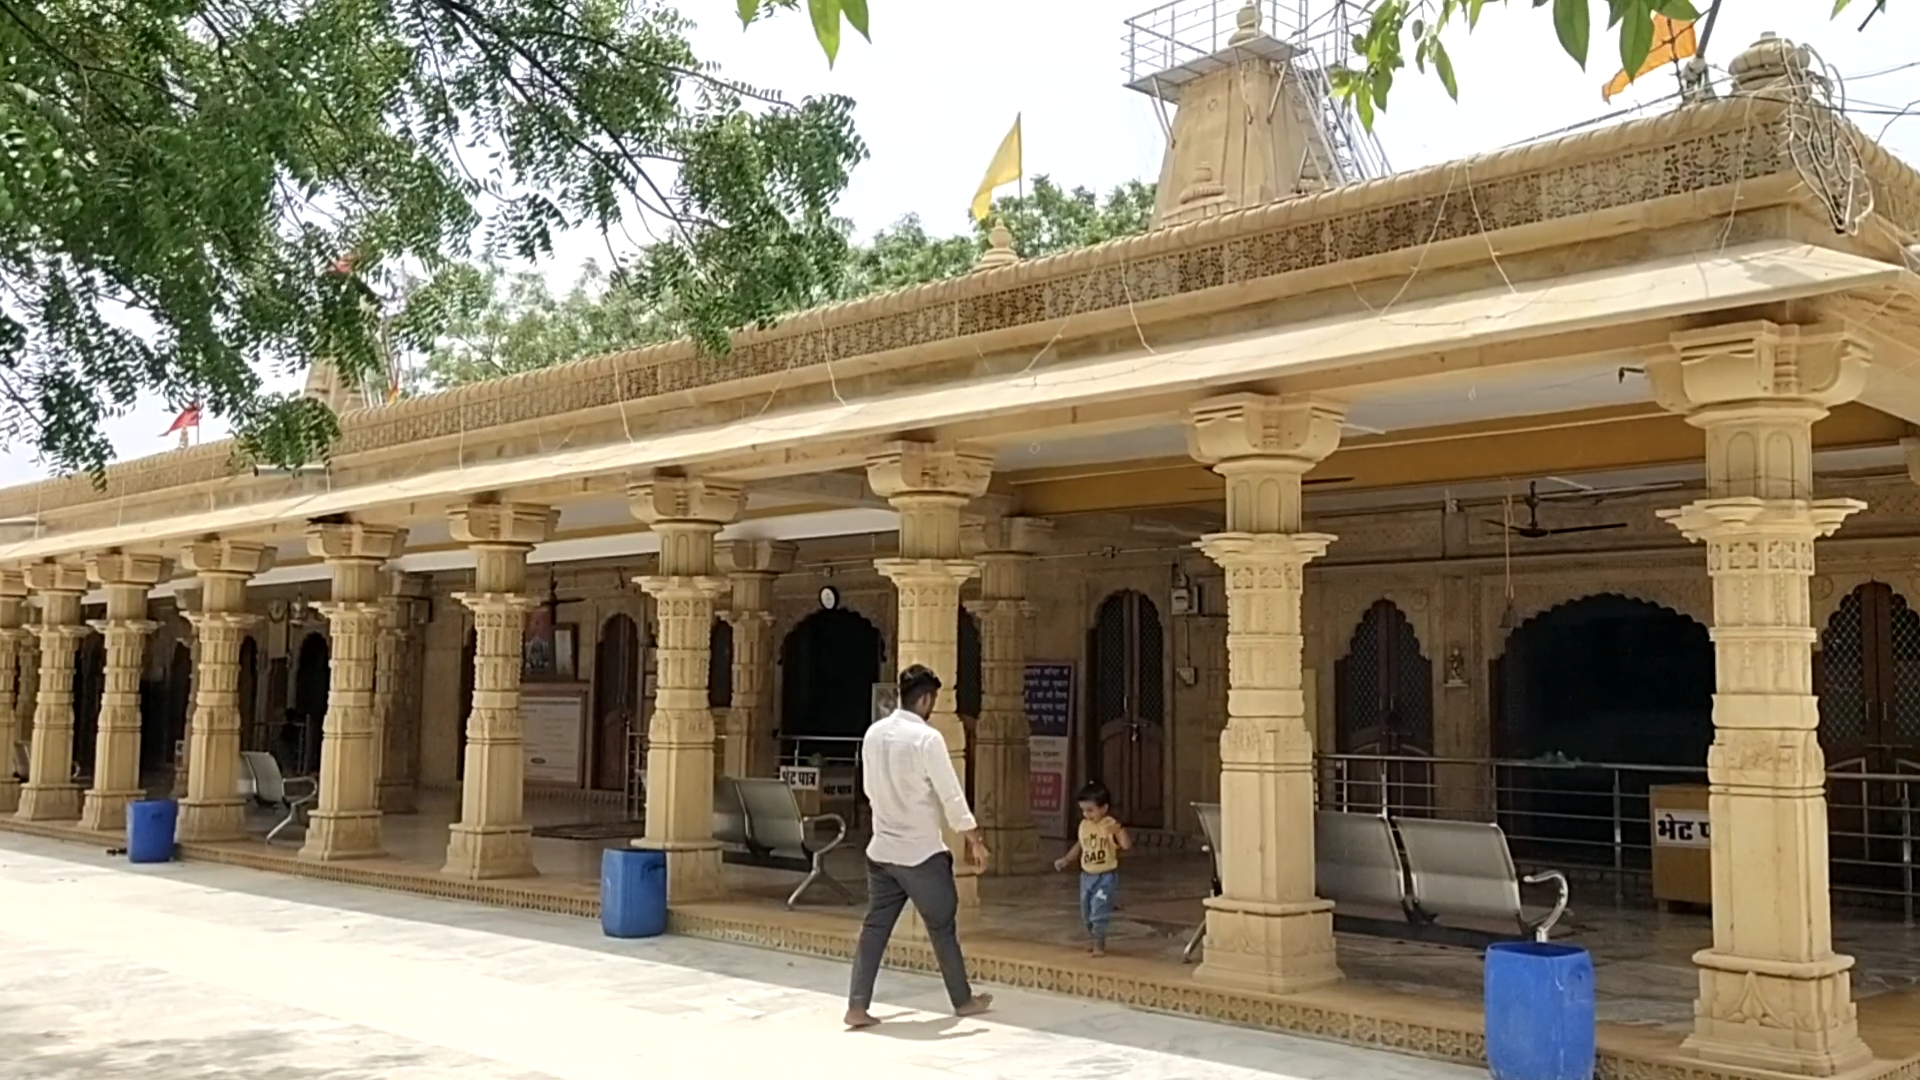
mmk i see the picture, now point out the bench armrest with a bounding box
[1522,870,1570,942]
[804,813,847,857]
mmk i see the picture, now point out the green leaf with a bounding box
[1657,0,1700,18]
[737,0,759,26]
[1832,0,1853,13]
[808,0,842,64]
[1431,38,1460,100]
[842,0,870,40]
[1619,2,1654,77]
[1468,0,1489,27]
[1553,0,1592,67]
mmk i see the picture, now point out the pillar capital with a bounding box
[85,551,168,588]
[1187,393,1345,469]
[0,568,27,601]
[307,522,407,563]
[449,502,557,548]
[180,538,275,578]
[24,560,88,595]
[965,515,1053,556]
[865,441,995,502]
[629,474,744,528]
[1650,321,1868,420]
[716,538,797,576]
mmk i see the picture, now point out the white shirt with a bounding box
[862,708,977,866]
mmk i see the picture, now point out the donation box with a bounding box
[1649,784,1712,908]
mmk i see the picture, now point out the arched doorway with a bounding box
[72,634,107,777]
[1333,600,1434,815]
[293,632,330,775]
[457,628,476,782]
[238,637,263,752]
[163,642,193,770]
[594,614,641,791]
[1087,590,1165,829]
[1817,582,1920,887]
[779,609,883,743]
[1493,593,1713,866]
[958,609,982,802]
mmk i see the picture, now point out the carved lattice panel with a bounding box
[1819,589,1870,750]
[1889,593,1920,745]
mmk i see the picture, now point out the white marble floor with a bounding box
[0,833,1482,1080]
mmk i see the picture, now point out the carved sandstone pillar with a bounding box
[377,573,429,813]
[967,515,1050,875]
[1188,393,1344,995]
[632,475,742,902]
[444,503,557,880]
[79,553,166,833]
[868,442,993,911]
[177,540,273,842]
[1652,322,1874,1076]
[0,570,30,814]
[301,523,405,861]
[16,561,91,821]
[717,539,795,780]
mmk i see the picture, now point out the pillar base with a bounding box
[15,782,82,822]
[0,777,19,815]
[978,823,1042,876]
[176,799,247,843]
[443,823,537,880]
[300,810,385,861]
[1193,896,1342,995]
[632,839,725,903]
[1685,951,1874,1078]
[78,788,143,834]
[377,781,418,814]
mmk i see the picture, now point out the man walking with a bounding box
[845,664,993,1028]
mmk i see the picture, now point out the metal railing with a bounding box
[1316,752,1918,923]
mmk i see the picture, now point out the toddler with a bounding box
[1054,782,1132,956]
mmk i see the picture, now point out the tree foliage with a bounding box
[424,174,1156,386]
[748,0,1886,132]
[2,0,865,476]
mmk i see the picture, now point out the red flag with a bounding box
[163,405,202,437]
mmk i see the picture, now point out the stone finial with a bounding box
[1727,33,1818,100]
[1228,0,1261,45]
[973,224,1019,273]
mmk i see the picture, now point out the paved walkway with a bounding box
[0,833,1481,1080]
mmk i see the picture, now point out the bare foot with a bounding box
[955,993,994,1018]
[844,1008,880,1029]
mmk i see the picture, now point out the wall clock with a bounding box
[819,585,840,611]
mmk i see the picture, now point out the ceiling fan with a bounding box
[537,567,587,617]
[1487,481,1629,539]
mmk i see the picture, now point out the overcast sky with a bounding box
[8,0,1917,486]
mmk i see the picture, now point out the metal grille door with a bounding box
[1334,599,1434,814]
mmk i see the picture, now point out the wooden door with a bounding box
[1819,582,1920,883]
[1087,591,1165,829]
[1335,600,1434,815]
[594,614,640,791]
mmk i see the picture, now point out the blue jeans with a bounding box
[1080,871,1119,945]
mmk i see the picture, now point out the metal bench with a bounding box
[1394,816,1568,941]
[1180,801,1224,962]
[240,751,316,844]
[728,777,855,910]
[1183,806,1569,960]
[712,775,759,855]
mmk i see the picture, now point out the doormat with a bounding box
[531,820,647,841]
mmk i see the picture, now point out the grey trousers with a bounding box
[847,852,975,1011]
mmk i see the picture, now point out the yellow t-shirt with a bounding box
[1079,817,1122,874]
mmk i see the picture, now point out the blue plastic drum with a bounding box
[601,847,668,938]
[1484,941,1595,1080]
[126,799,179,864]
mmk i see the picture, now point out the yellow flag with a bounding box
[1602,15,1698,101]
[970,115,1023,223]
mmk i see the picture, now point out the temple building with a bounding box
[4,7,1920,1078]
